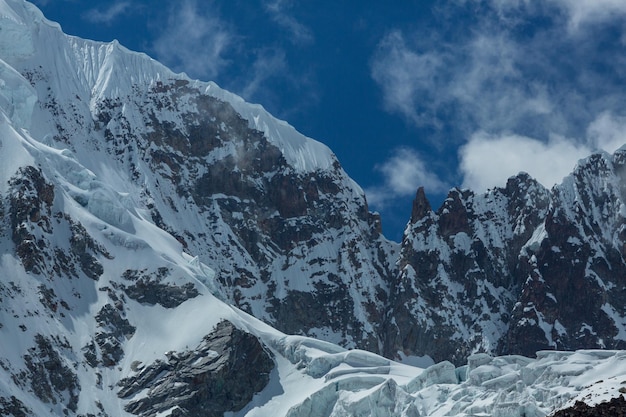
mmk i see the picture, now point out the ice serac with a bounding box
[0,1,38,129]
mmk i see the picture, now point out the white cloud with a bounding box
[366,148,448,208]
[460,111,626,193]
[370,0,626,196]
[264,0,314,45]
[84,2,132,25]
[151,0,233,80]
[587,112,626,153]
[459,132,591,192]
[547,0,626,29]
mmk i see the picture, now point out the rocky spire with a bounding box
[410,187,432,223]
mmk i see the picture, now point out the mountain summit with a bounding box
[1,1,626,416]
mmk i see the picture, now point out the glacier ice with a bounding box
[86,188,135,233]
[0,58,36,129]
[0,0,37,61]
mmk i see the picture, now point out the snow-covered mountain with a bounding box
[1,0,626,416]
[0,0,396,355]
[387,152,626,364]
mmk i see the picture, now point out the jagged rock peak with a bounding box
[410,186,432,223]
[388,153,626,363]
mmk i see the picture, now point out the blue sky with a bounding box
[31,0,626,241]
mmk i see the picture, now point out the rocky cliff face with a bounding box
[502,151,626,356]
[118,320,274,417]
[387,151,626,364]
[85,77,397,353]
[384,174,551,363]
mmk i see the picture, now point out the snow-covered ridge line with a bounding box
[0,0,336,174]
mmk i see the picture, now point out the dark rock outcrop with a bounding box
[0,396,31,417]
[92,304,136,367]
[118,320,274,417]
[8,166,54,274]
[119,268,199,308]
[19,335,80,413]
[7,167,108,281]
[551,396,626,417]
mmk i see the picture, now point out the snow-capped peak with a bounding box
[0,0,337,175]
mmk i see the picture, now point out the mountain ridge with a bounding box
[1,1,626,415]
[3,0,399,349]
[2,0,626,367]
[1,0,400,357]
[387,150,626,363]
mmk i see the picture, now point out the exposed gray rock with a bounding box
[92,304,136,367]
[68,220,109,280]
[118,320,274,417]
[119,268,200,308]
[0,396,31,417]
[7,166,108,281]
[20,334,79,413]
[8,166,54,274]
[37,284,70,315]
[82,341,98,368]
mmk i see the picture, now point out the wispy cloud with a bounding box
[370,31,446,127]
[148,0,316,120]
[234,47,310,117]
[548,0,626,29]
[151,0,233,80]
[366,148,448,208]
[587,112,626,153]
[370,0,626,194]
[264,0,314,45]
[240,48,288,100]
[370,25,563,139]
[84,1,133,25]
